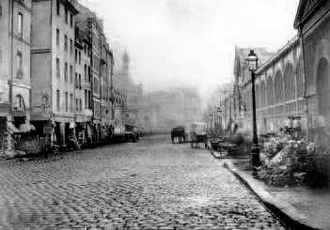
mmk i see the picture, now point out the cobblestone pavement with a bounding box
[0,135,286,229]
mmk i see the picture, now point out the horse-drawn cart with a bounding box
[190,122,207,148]
[171,126,187,144]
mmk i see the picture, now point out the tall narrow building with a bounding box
[0,0,32,148]
[30,0,78,146]
[75,1,115,143]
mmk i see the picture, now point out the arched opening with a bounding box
[274,71,284,103]
[284,63,295,100]
[13,94,25,111]
[255,84,260,108]
[316,57,330,117]
[260,81,266,107]
[266,77,274,106]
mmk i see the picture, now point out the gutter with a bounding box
[255,36,299,75]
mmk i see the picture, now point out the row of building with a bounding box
[0,0,129,152]
[218,0,330,140]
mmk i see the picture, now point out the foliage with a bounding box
[259,136,329,187]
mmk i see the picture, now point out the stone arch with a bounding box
[266,76,274,105]
[284,63,295,100]
[255,84,260,108]
[274,71,284,103]
[316,57,330,117]
[260,80,266,107]
[313,39,330,87]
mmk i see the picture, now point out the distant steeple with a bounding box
[122,51,129,75]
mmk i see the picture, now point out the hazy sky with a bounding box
[80,0,299,95]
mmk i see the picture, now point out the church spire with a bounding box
[122,51,129,74]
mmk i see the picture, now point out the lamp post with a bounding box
[217,107,222,135]
[246,50,261,168]
[209,108,213,130]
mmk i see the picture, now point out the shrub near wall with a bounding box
[259,137,330,187]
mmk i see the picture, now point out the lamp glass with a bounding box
[247,50,258,72]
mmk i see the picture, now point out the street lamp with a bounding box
[246,49,261,168]
[217,107,222,135]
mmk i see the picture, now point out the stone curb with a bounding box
[222,159,322,230]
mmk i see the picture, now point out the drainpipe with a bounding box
[9,0,14,121]
[298,28,309,139]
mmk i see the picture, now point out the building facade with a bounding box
[294,0,330,132]
[0,0,32,150]
[113,88,127,128]
[253,37,304,134]
[74,26,93,144]
[230,41,305,135]
[30,0,78,146]
[233,47,274,130]
[75,2,114,144]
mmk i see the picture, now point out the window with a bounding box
[56,58,60,78]
[17,51,23,70]
[65,8,68,24]
[88,91,92,109]
[56,90,60,111]
[70,39,73,54]
[84,64,87,81]
[64,62,68,82]
[75,98,78,111]
[75,73,78,89]
[79,99,82,112]
[88,66,91,82]
[70,93,73,112]
[75,49,77,63]
[64,35,68,51]
[0,4,3,17]
[14,95,25,111]
[65,92,68,112]
[17,51,23,78]
[69,65,73,84]
[56,29,60,46]
[94,78,99,94]
[84,90,88,108]
[70,13,73,28]
[18,13,23,38]
[56,0,60,16]
[78,51,81,65]
[79,74,81,89]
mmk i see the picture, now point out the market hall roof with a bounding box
[294,0,326,29]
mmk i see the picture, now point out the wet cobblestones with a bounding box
[0,136,286,229]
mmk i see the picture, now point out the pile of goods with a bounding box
[259,136,329,187]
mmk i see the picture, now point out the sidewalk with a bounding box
[220,157,330,230]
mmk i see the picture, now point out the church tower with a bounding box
[122,51,129,76]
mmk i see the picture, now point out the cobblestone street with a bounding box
[0,135,285,229]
